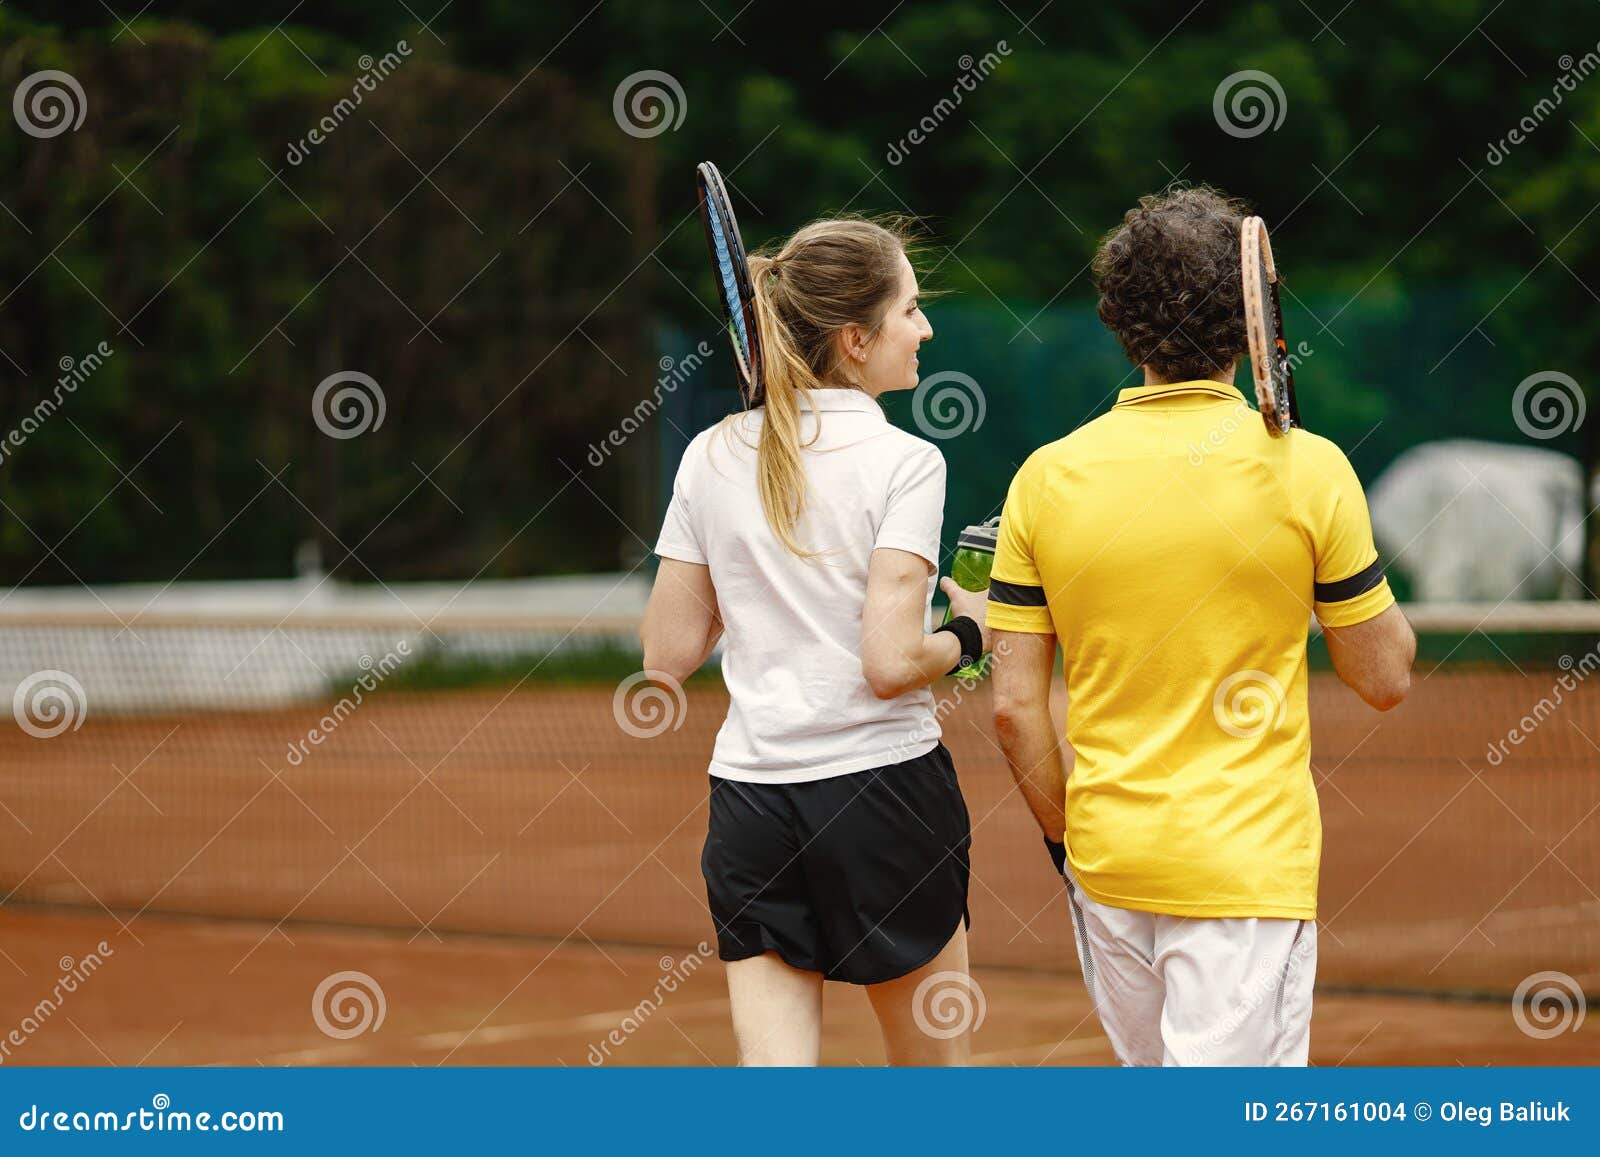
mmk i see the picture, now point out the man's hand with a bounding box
[1044,836,1067,878]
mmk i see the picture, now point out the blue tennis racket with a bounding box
[696,161,763,407]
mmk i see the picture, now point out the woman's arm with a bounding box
[859,547,991,700]
[641,559,724,684]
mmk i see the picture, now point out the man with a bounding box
[986,187,1416,1066]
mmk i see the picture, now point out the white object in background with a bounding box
[1368,439,1593,601]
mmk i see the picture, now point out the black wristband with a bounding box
[935,615,983,675]
[1044,837,1066,877]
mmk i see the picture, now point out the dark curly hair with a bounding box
[1092,186,1250,383]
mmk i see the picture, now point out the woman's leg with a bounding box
[864,923,972,1066]
[725,952,824,1066]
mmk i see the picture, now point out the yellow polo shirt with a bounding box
[988,380,1393,919]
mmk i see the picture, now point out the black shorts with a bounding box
[701,742,971,985]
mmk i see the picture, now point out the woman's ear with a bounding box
[837,323,869,365]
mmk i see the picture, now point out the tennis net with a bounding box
[1,601,1596,999]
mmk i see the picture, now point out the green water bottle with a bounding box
[942,515,999,680]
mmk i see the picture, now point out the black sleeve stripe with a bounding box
[1314,558,1386,603]
[989,579,1049,607]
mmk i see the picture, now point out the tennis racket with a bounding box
[1240,216,1300,436]
[695,161,763,407]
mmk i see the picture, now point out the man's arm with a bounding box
[990,628,1067,841]
[1299,434,1414,711]
[1320,603,1415,711]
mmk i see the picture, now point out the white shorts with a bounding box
[1063,867,1317,1066]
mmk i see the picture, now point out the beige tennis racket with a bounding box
[1241,216,1300,436]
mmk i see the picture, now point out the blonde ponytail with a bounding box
[748,253,821,557]
[732,218,916,557]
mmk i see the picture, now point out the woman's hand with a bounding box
[938,577,992,654]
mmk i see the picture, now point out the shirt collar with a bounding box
[1114,379,1247,408]
[794,388,886,419]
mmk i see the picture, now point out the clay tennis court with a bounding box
[0,661,1595,1065]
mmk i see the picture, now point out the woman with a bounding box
[641,217,990,1066]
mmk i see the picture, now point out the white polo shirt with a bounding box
[654,387,946,782]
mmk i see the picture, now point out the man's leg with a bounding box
[1062,867,1166,1066]
[1155,915,1317,1066]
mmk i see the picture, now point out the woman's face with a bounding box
[854,252,933,396]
